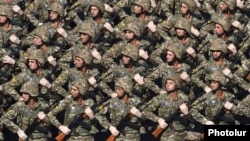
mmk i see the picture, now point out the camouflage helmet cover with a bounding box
[0,5,13,19]
[121,44,139,61]
[89,0,105,14]
[28,49,46,65]
[165,43,184,59]
[133,0,151,12]
[175,18,191,33]
[163,73,181,88]
[213,15,231,32]
[75,49,93,64]
[115,77,133,94]
[208,70,227,86]
[20,81,39,97]
[50,2,65,17]
[242,59,250,71]
[220,0,236,11]
[71,79,89,95]
[33,27,51,43]
[77,22,96,38]
[210,39,227,53]
[124,22,141,37]
[180,0,197,13]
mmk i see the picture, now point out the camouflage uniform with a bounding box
[48,79,97,141]
[142,74,190,141]
[228,95,250,118]
[1,81,50,140]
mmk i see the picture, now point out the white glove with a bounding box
[2,55,16,65]
[134,73,144,85]
[109,125,119,136]
[186,47,197,57]
[227,43,237,55]
[38,111,46,120]
[232,20,243,31]
[111,92,117,98]
[157,118,168,129]
[205,120,215,125]
[88,76,98,88]
[159,90,167,95]
[85,107,95,119]
[194,0,201,8]
[222,68,233,79]
[38,22,43,26]
[58,125,71,135]
[17,129,28,140]
[248,88,250,93]
[236,0,244,8]
[39,78,52,88]
[180,71,191,82]
[224,102,234,110]
[151,0,157,8]
[103,22,114,32]
[47,55,57,66]
[139,49,149,60]
[203,86,212,93]
[9,34,20,44]
[104,4,113,13]
[91,48,102,61]
[130,106,142,117]
[0,85,2,91]
[147,21,157,32]
[12,5,23,15]
[179,103,189,115]
[191,26,200,37]
[57,27,68,38]
[19,97,24,101]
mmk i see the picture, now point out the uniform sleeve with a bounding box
[51,70,70,97]
[231,95,250,117]
[144,66,162,94]
[142,96,161,122]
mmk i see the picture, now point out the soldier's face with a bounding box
[210,80,220,91]
[74,57,84,68]
[79,33,90,43]
[115,86,125,97]
[22,93,30,102]
[33,36,43,46]
[50,11,59,21]
[90,6,99,17]
[176,28,186,37]
[165,80,177,92]
[122,55,131,65]
[180,3,189,15]
[214,24,225,36]
[219,2,228,12]
[124,30,135,40]
[166,51,175,63]
[211,50,222,60]
[0,15,8,24]
[133,4,143,14]
[70,86,80,98]
[28,59,39,70]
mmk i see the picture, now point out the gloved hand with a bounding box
[186,47,197,58]
[222,68,233,79]
[85,107,95,119]
[17,129,28,140]
[12,5,23,15]
[203,86,212,93]
[157,118,168,129]
[104,4,113,12]
[224,102,234,110]
[130,106,142,117]
[205,120,215,125]
[147,21,156,32]
[111,92,117,98]
[236,0,244,8]
[194,0,201,8]
[88,76,98,88]
[180,71,191,82]
[38,111,46,120]
[2,55,16,65]
[91,48,102,61]
[159,90,167,95]
[0,85,2,91]
[179,103,189,115]
[9,34,20,44]
[232,20,243,31]
[58,125,71,135]
[103,22,114,32]
[139,49,149,60]
[57,27,68,38]
[47,55,57,66]
[109,125,119,136]
[39,78,52,88]
[227,43,237,55]
[134,73,144,85]
[151,0,157,8]
[191,26,200,37]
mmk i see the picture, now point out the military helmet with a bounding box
[242,59,250,71]
[71,79,89,95]
[0,5,13,19]
[124,22,141,37]
[175,18,191,33]
[75,49,93,65]
[50,2,65,17]
[89,0,105,14]
[28,49,46,65]
[77,22,96,38]
[166,43,184,59]
[33,27,51,43]
[208,70,227,86]
[213,15,231,32]
[180,0,197,13]
[115,77,133,94]
[121,44,139,61]
[220,0,236,11]
[20,81,39,97]
[163,73,181,88]
[133,0,151,12]
[210,39,227,53]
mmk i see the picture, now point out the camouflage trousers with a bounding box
[68,135,94,141]
[161,129,187,141]
[115,133,140,141]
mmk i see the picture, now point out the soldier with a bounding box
[190,70,238,125]
[1,81,50,140]
[96,77,145,141]
[142,74,191,141]
[47,78,98,141]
